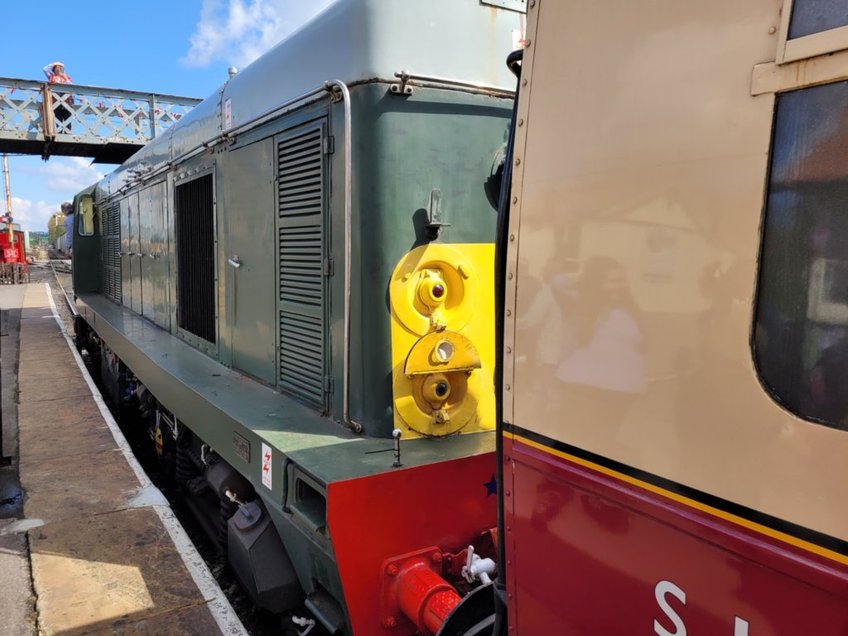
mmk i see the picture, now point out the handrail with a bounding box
[0,77,203,103]
[331,80,364,434]
[392,70,516,98]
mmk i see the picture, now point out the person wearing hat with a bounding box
[61,201,74,257]
[43,62,73,84]
[42,62,74,129]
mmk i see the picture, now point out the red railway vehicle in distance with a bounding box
[0,219,28,283]
[493,1,848,634]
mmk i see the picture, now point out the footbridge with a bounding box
[0,77,201,163]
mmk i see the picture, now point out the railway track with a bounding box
[48,260,77,318]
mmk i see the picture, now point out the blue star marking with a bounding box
[483,474,497,498]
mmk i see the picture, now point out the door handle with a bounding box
[228,256,242,269]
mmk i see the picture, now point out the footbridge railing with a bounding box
[0,78,201,163]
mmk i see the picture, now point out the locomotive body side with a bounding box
[502,0,848,633]
[71,1,521,633]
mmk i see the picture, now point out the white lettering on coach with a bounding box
[653,580,752,635]
[654,580,687,636]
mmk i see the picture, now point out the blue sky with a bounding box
[2,0,336,232]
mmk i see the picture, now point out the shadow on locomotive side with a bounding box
[70,1,523,634]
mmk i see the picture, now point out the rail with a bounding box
[48,260,77,317]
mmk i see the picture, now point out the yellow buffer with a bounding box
[389,243,495,438]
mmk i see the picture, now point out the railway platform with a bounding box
[0,283,246,635]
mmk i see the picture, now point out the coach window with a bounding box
[754,80,848,431]
[779,0,848,63]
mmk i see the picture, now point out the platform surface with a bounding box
[0,283,245,635]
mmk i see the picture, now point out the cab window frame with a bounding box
[78,195,95,237]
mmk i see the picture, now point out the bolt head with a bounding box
[386,564,398,576]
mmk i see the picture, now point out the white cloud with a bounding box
[1,158,104,232]
[10,197,60,233]
[181,0,337,69]
[39,157,104,194]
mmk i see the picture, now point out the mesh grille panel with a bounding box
[101,203,121,303]
[176,174,216,344]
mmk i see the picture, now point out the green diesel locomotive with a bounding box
[71,1,521,634]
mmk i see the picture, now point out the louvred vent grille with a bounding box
[277,124,327,408]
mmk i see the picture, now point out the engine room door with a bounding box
[141,181,170,329]
[139,187,155,321]
[120,193,142,314]
[224,138,276,384]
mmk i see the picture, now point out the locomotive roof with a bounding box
[99,0,523,196]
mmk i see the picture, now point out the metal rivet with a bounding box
[530,0,536,6]
[515,157,521,165]
[512,195,518,204]
[521,78,528,86]
[768,26,777,34]
[505,455,511,461]
[506,309,512,317]
[506,346,512,354]
[508,272,514,279]
[505,384,511,391]
[509,234,515,242]
[525,39,531,47]
[518,118,524,126]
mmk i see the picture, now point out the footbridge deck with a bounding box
[0,78,201,163]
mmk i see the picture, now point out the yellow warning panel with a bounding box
[389,244,495,438]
